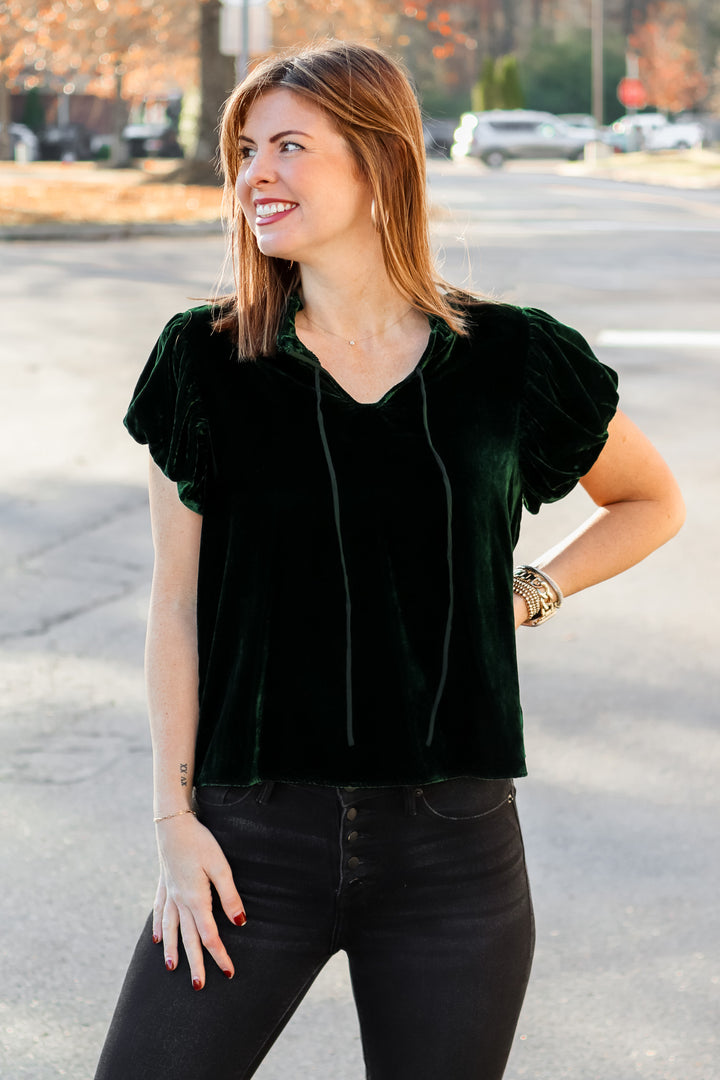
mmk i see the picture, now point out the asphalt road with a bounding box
[1,163,718,1080]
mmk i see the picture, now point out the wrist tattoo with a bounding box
[180,762,188,787]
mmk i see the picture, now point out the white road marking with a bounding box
[596,330,720,348]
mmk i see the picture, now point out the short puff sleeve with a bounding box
[520,308,619,514]
[123,310,209,514]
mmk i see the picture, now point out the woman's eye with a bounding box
[238,146,256,161]
[280,141,303,153]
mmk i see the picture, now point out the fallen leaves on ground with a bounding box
[0,161,223,226]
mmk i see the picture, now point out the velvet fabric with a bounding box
[124,298,618,788]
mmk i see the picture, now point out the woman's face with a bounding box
[235,88,376,267]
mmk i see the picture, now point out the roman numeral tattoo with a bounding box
[180,763,188,787]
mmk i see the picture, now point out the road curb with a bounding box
[0,220,223,242]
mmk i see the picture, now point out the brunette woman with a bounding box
[95,40,684,1080]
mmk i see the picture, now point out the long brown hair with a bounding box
[216,39,470,358]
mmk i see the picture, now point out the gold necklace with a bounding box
[299,305,414,347]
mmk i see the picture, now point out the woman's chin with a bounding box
[254,232,297,261]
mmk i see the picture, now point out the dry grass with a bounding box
[559,148,720,189]
[0,160,223,226]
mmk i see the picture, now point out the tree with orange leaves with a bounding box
[0,1,237,166]
[629,0,708,113]
[1,1,47,156]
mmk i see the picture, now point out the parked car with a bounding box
[607,113,704,152]
[122,123,183,158]
[451,110,594,168]
[645,120,704,151]
[0,122,40,161]
[676,112,718,147]
[39,123,92,161]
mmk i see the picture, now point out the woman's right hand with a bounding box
[152,814,247,990]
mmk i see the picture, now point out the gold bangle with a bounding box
[514,565,563,627]
[153,809,197,824]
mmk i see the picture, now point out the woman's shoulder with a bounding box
[446,293,527,335]
[157,302,228,341]
[151,303,238,374]
[447,294,604,363]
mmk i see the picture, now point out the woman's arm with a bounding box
[513,409,685,627]
[147,459,246,987]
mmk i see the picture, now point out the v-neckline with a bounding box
[276,295,455,408]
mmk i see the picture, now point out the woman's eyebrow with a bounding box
[237,129,312,145]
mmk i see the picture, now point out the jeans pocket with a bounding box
[195,784,255,809]
[419,777,515,821]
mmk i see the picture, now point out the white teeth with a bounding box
[256,202,296,217]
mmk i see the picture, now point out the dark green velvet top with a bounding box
[124,297,618,788]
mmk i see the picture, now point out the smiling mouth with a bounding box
[255,201,298,223]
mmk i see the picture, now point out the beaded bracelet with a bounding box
[511,575,541,620]
[513,565,563,627]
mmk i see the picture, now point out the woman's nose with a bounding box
[242,149,276,188]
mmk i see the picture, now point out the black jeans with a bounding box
[95,779,534,1080]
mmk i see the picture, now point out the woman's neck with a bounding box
[298,262,412,342]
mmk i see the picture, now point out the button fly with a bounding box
[347,830,359,842]
[346,807,358,821]
[347,856,360,869]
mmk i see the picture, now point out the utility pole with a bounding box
[237,0,250,84]
[220,0,269,84]
[591,0,604,126]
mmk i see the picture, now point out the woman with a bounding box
[95,40,684,1080]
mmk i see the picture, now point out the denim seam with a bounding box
[419,789,514,822]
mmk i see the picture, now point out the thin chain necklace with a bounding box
[299,305,414,347]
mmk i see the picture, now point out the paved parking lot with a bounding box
[1,164,718,1078]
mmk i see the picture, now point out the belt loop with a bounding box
[255,780,275,805]
[403,785,418,816]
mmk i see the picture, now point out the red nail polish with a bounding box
[223,969,233,979]
[152,934,160,944]
[192,978,202,991]
[165,958,174,971]
[233,911,247,926]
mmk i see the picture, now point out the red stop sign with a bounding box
[617,77,647,109]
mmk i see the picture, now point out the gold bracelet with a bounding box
[153,809,197,824]
[514,565,563,627]
[511,576,541,620]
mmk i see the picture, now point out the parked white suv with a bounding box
[451,110,594,168]
[610,113,704,151]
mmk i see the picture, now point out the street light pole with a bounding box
[237,0,250,84]
[592,0,604,126]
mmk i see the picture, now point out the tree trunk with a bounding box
[196,0,236,168]
[0,72,12,161]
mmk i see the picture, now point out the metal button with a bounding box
[415,788,424,797]
[346,807,358,821]
[347,830,359,842]
[347,856,360,869]
[343,786,358,791]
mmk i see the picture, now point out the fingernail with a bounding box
[165,958,174,971]
[233,911,247,926]
[192,978,202,991]
[152,933,160,944]
[223,969,233,979]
